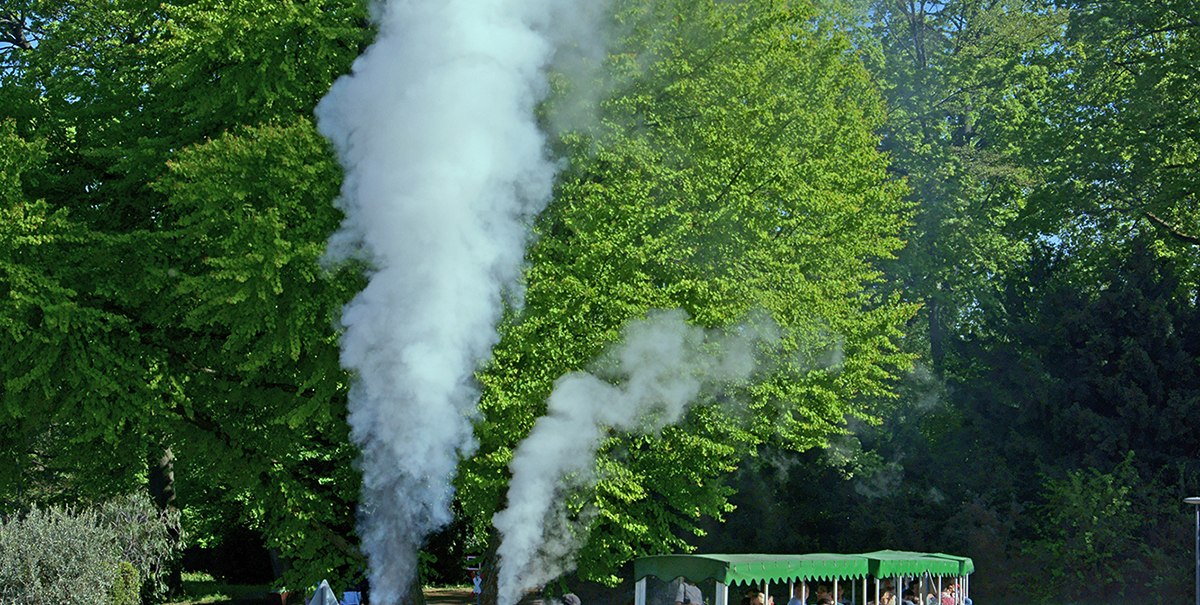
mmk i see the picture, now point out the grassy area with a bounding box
[165,572,275,605]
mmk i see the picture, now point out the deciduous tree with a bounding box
[460,0,916,595]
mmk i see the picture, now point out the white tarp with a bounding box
[307,580,339,605]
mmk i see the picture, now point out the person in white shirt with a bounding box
[676,578,704,605]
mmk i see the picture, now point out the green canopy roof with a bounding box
[634,554,870,586]
[634,552,973,587]
[926,553,975,575]
[860,551,963,578]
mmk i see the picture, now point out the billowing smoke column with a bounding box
[494,310,776,605]
[315,1,600,602]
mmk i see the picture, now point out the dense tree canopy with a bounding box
[1021,1,1200,258]
[2,0,1198,602]
[702,2,1200,603]
[3,0,917,593]
[1,0,372,587]
[463,0,916,592]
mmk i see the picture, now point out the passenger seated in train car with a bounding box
[945,580,970,605]
[787,583,807,605]
[675,577,704,605]
[740,588,773,605]
[867,589,895,605]
[836,585,850,605]
[815,585,832,603]
[940,585,955,605]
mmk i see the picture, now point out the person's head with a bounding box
[794,585,807,599]
[745,589,765,605]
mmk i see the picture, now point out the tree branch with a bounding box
[1144,211,1200,246]
[1,12,34,51]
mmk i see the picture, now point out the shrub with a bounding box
[99,492,183,602]
[109,561,141,605]
[0,506,120,605]
[0,492,181,605]
[1025,454,1143,600]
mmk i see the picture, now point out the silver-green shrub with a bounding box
[0,493,181,605]
[98,493,182,602]
[0,506,119,605]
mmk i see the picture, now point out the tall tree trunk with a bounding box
[480,527,501,605]
[148,445,183,594]
[928,296,945,379]
[406,578,428,605]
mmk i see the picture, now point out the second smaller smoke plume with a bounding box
[493,309,776,605]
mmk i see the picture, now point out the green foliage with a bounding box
[0,505,120,605]
[863,0,1065,374]
[0,122,151,505]
[153,120,365,589]
[156,0,370,134]
[99,492,183,603]
[462,0,916,586]
[1021,1,1200,268]
[880,241,1198,601]
[771,4,1199,601]
[109,561,141,605]
[2,0,369,589]
[0,494,180,604]
[169,571,273,604]
[7,0,1195,601]
[953,242,1200,484]
[1025,455,1142,599]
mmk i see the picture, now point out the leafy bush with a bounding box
[0,493,181,605]
[1025,454,1143,600]
[99,492,183,602]
[0,506,120,605]
[109,561,141,605]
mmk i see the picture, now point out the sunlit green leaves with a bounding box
[462,0,915,585]
[1022,1,1200,271]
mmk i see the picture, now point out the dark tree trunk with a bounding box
[406,579,428,605]
[148,447,176,508]
[480,528,501,605]
[269,548,292,582]
[928,296,945,379]
[148,446,183,594]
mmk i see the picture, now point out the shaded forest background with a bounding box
[1,0,1198,604]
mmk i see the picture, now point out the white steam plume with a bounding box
[315,1,604,602]
[493,310,776,605]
